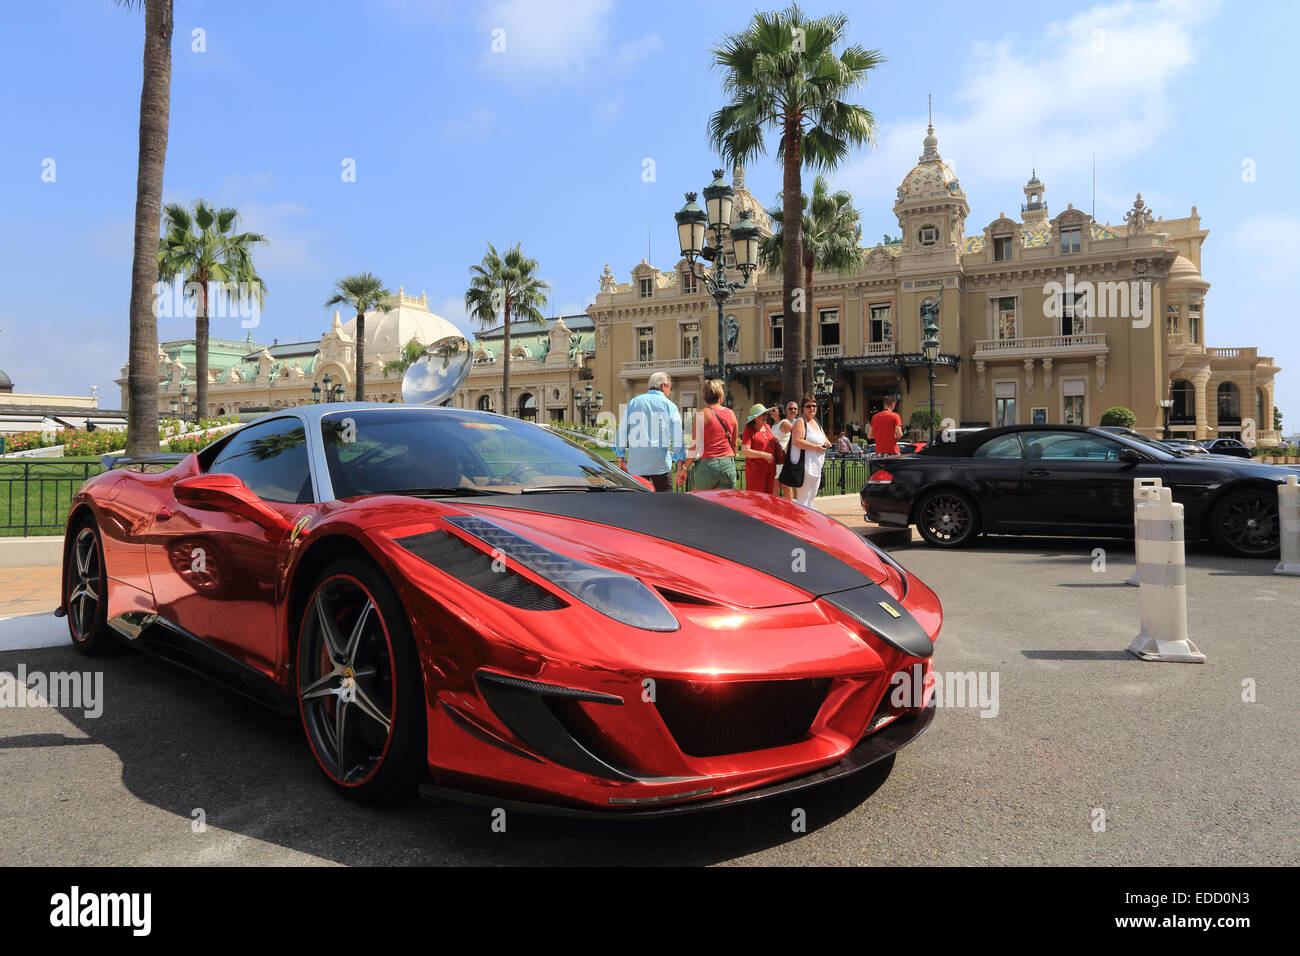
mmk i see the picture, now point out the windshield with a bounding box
[321,408,644,498]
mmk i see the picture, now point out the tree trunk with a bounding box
[803,256,815,396]
[194,276,209,419]
[780,111,803,406]
[354,308,365,401]
[124,0,173,455]
[502,298,512,416]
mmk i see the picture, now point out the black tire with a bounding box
[1209,487,1279,558]
[64,518,122,656]
[296,557,427,802]
[915,490,980,547]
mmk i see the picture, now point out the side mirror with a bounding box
[1119,447,1143,464]
[174,473,291,531]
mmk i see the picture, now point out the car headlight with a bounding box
[442,514,679,632]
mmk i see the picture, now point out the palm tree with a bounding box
[383,337,426,377]
[464,242,549,417]
[324,273,393,401]
[118,0,174,455]
[760,175,864,394]
[158,201,267,418]
[709,5,882,403]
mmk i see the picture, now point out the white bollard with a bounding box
[1127,486,1204,663]
[1126,477,1166,586]
[1275,475,1300,576]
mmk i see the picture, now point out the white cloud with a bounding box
[475,0,660,86]
[838,0,1221,213]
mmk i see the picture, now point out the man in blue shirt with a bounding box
[615,372,686,491]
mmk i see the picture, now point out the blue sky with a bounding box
[2,0,1297,427]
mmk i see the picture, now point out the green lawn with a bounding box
[0,459,104,536]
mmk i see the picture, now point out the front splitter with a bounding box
[418,698,936,820]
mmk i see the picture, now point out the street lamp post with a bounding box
[577,382,603,427]
[179,382,189,424]
[675,171,760,408]
[322,374,332,402]
[1159,397,1174,439]
[311,382,322,404]
[922,313,940,443]
[813,367,836,433]
[333,384,345,403]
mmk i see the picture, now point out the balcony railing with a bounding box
[1208,347,1256,361]
[619,357,705,375]
[973,332,1107,358]
[864,341,897,356]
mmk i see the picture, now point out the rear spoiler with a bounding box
[101,453,188,473]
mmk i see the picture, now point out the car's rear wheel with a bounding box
[1209,488,1279,558]
[64,519,120,656]
[296,558,426,801]
[915,490,980,547]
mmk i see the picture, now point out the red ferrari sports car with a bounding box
[60,404,940,816]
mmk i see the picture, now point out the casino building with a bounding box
[586,126,1280,443]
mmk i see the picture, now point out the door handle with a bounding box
[156,507,173,521]
[1026,468,1050,477]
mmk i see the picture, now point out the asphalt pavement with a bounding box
[1,534,1295,866]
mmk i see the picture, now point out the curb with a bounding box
[0,536,64,568]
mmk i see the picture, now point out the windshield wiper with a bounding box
[382,487,502,497]
[520,484,636,494]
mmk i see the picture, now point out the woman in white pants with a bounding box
[789,392,832,508]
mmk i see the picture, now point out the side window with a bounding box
[208,418,312,503]
[1027,432,1123,461]
[973,434,1025,459]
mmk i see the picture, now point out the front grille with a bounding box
[398,530,566,611]
[653,677,831,758]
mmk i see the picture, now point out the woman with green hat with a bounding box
[740,401,781,495]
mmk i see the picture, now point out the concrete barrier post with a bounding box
[1276,475,1300,576]
[1126,477,1166,586]
[1127,486,1205,663]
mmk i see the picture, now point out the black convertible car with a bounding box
[860,424,1299,558]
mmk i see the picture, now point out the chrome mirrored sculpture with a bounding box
[401,334,473,406]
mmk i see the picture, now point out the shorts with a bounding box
[693,456,737,490]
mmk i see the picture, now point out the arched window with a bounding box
[477,394,493,412]
[1257,388,1267,429]
[518,392,536,420]
[1216,382,1240,424]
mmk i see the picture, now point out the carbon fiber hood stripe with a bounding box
[464,493,934,658]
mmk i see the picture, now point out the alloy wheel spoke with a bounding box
[343,599,373,664]
[334,694,351,777]
[315,592,347,663]
[350,683,392,733]
[301,669,343,701]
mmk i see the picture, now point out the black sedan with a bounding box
[860,424,1299,558]
[1200,438,1252,458]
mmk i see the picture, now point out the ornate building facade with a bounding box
[118,289,462,416]
[450,315,596,422]
[587,132,1281,443]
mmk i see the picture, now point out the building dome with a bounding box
[897,124,961,201]
[340,288,464,355]
[0,368,11,391]
[729,163,772,233]
[1167,255,1209,291]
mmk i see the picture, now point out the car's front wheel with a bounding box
[915,490,980,547]
[296,558,426,801]
[1209,487,1279,558]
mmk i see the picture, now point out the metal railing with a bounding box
[0,460,104,536]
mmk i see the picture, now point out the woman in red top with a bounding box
[740,403,779,495]
[684,379,739,490]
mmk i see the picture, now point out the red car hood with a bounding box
[368,489,895,610]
